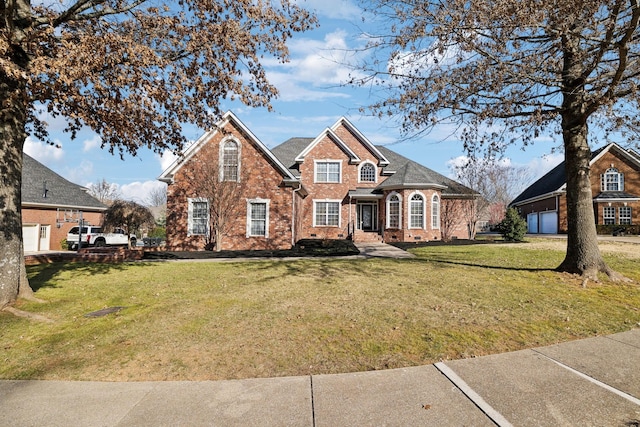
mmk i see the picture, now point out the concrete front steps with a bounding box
[352,230,384,243]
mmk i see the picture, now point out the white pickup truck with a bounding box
[67,226,137,249]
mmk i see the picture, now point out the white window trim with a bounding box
[601,167,624,192]
[431,194,440,229]
[314,159,342,183]
[603,206,616,225]
[246,198,270,238]
[219,137,242,182]
[357,161,378,183]
[408,191,426,229]
[313,199,342,227]
[386,192,402,229]
[619,206,632,225]
[187,197,209,236]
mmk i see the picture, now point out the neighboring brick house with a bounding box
[160,111,478,251]
[22,153,106,251]
[510,143,640,234]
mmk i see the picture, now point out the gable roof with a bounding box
[330,117,390,166]
[159,111,298,184]
[22,154,106,211]
[510,142,640,206]
[295,127,362,164]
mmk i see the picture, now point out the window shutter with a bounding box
[600,174,604,192]
[620,173,624,191]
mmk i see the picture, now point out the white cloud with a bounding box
[66,160,94,185]
[83,135,102,152]
[119,180,167,204]
[265,30,365,102]
[24,137,65,164]
[158,149,180,173]
[525,153,564,181]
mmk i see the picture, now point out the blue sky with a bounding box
[25,0,566,204]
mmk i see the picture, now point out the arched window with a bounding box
[409,193,424,229]
[602,167,624,191]
[386,193,401,228]
[222,140,239,181]
[431,194,440,229]
[359,163,376,182]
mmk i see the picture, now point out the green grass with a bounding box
[1,238,639,381]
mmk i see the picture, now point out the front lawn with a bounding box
[1,238,639,381]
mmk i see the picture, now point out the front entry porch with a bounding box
[351,199,383,243]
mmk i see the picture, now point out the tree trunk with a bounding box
[557,106,615,281]
[0,72,33,307]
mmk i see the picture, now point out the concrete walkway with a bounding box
[2,329,639,426]
[353,242,416,259]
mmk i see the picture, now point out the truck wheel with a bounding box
[95,238,106,247]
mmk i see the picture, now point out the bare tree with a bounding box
[86,178,121,205]
[451,158,532,228]
[353,0,640,281]
[183,155,249,251]
[147,185,167,208]
[102,200,156,249]
[441,197,478,241]
[0,0,316,309]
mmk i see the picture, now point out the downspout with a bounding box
[292,184,302,247]
[348,194,352,239]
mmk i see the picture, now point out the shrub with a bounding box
[148,226,166,239]
[60,238,69,250]
[596,224,640,235]
[496,208,527,242]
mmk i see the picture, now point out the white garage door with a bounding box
[527,213,539,233]
[539,211,558,234]
[22,224,39,252]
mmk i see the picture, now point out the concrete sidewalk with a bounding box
[2,329,639,426]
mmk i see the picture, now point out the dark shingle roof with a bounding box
[270,138,477,196]
[271,137,313,178]
[510,143,640,206]
[375,146,478,196]
[510,161,567,205]
[22,154,107,210]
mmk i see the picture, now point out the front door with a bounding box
[357,203,377,231]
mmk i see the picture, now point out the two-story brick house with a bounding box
[160,111,478,250]
[510,142,640,234]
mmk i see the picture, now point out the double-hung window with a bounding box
[315,161,341,183]
[387,194,400,229]
[188,198,209,235]
[409,193,425,229]
[431,195,440,229]
[247,200,269,237]
[619,206,632,225]
[603,206,616,225]
[315,201,340,226]
[222,140,239,181]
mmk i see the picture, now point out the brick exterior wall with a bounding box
[297,128,380,240]
[22,208,103,250]
[166,120,297,251]
[379,188,444,243]
[591,150,640,226]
